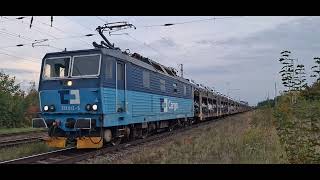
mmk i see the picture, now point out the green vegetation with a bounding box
[0,127,45,135]
[263,51,320,163]
[0,142,51,162]
[272,84,320,163]
[91,111,287,164]
[0,71,39,128]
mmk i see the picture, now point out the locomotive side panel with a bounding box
[100,55,194,127]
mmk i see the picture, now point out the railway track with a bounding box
[0,113,243,164]
[0,137,45,148]
[0,129,46,138]
[0,130,47,148]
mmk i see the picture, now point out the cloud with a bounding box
[0,67,36,75]
[1,16,318,105]
[148,37,178,48]
[182,16,320,105]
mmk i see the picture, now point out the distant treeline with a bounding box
[257,82,320,108]
[257,99,275,108]
[0,72,39,128]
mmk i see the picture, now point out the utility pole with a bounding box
[179,64,183,78]
[267,91,269,106]
[274,82,277,106]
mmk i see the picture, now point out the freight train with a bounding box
[32,23,250,149]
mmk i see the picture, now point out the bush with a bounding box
[272,82,320,163]
[0,72,39,128]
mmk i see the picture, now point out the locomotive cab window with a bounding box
[160,79,165,92]
[173,83,178,93]
[117,62,124,81]
[71,54,101,77]
[105,60,113,79]
[43,57,71,79]
[143,71,150,88]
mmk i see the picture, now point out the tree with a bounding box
[279,50,295,92]
[0,72,24,127]
[0,71,21,95]
[24,81,39,125]
[294,64,307,91]
[310,57,320,83]
[0,71,36,128]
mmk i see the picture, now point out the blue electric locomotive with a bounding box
[32,22,250,149]
[34,47,194,148]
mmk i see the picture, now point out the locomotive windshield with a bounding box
[42,54,101,79]
[71,54,101,77]
[43,57,70,79]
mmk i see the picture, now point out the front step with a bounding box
[45,137,67,148]
[76,137,103,149]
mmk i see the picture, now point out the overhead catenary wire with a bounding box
[126,33,171,60]
[142,16,245,28]
[63,16,95,32]
[24,16,93,47]
[0,16,99,76]
[2,16,94,50]
[0,51,39,64]
[96,16,108,24]
[2,16,60,40]
[128,16,230,97]
[0,26,49,54]
[0,46,41,60]
[0,34,96,50]
[0,29,34,42]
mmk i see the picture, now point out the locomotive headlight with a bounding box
[43,105,49,112]
[67,80,72,86]
[85,104,92,111]
[49,105,55,112]
[92,104,98,111]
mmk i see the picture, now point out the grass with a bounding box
[0,142,52,162]
[91,110,288,164]
[273,96,320,163]
[0,127,45,135]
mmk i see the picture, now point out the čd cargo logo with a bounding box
[160,98,178,112]
[58,90,80,105]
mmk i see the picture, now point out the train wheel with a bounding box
[111,137,121,146]
[141,128,149,139]
[103,129,112,143]
[129,127,137,141]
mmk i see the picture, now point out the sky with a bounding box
[0,16,319,106]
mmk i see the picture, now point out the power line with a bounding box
[126,33,170,59]
[2,16,60,40]
[3,16,93,49]
[96,16,108,24]
[28,17,93,47]
[0,34,96,50]
[0,26,49,54]
[143,16,244,28]
[63,16,95,32]
[0,51,39,64]
[0,47,40,60]
[0,29,34,41]
[47,45,65,51]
